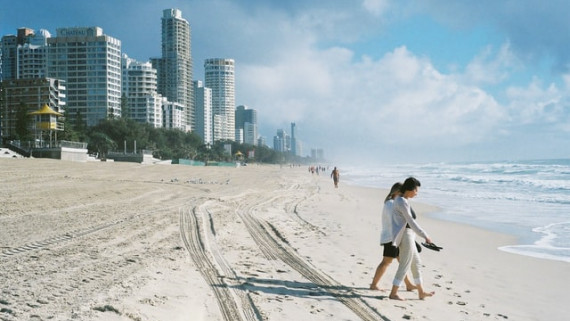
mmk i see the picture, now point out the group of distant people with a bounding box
[369,177,435,300]
[308,165,328,175]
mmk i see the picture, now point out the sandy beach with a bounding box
[0,158,567,321]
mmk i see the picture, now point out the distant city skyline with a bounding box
[1,0,569,163]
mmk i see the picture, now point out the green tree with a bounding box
[88,132,117,159]
[121,94,130,119]
[74,110,87,133]
[15,102,32,141]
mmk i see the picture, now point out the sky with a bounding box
[1,0,569,164]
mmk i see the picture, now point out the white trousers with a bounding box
[393,229,423,286]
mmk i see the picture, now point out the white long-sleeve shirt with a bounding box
[380,200,395,244]
[391,196,429,247]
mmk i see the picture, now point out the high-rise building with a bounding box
[291,122,297,156]
[162,99,184,129]
[235,105,257,145]
[122,54,162,128]
[205,58,235,141]
[243,122,258,146]
[153,9,193,131]
[193,80,212,145]
[1,28,50,81]
[1,28,33,81]
[273,129,290,152]
[47,27,121,126]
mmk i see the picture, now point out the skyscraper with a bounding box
[122,54,162,128]
[291,122,297,156]
[1,27,50,81]
[153,9,193,131]
[193,80,213,145]
[205,58,235,142]
[47,27,121,126]
[235,105,257,145]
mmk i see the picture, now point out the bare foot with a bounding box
[389,294,406,301]
[419,291,435,300]
[370,284,381,290]
[406,284,418,291]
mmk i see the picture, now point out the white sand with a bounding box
[0,158,567,321]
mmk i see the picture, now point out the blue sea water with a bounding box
[341,159,570,263]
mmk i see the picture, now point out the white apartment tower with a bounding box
[122,54,163,128]
[193,80,213,145]
[1,27,50,81]
[205,58,235,141]
[153,9,193,131]
[47,27,121,126]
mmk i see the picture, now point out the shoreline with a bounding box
[1,159,567,321]
[343,177,570,264]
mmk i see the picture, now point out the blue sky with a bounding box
[1,0,569,163]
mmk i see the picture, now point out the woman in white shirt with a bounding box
[370,182,416,291]
[389,177,435,300]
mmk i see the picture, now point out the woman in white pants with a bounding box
[389,177,435,300]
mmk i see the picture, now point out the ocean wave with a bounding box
[498,245,570,263]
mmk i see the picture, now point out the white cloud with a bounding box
[506,77,568,125]
[362,0,390,16]
[464,43,521,85]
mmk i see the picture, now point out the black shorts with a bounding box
[382,242,399,258]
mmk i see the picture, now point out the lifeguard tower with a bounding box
[28,103,63,148]
[25,104,87,161]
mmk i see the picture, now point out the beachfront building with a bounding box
[212,114,225,142]
[193,80,213,145]
[152,9,193,132]
[257,136,267,148]
[311,148,325,161]
[1,78,66,140]
[273,129,291,153]
[121,54,162,128]
[235,105,258,145]
[1,28,35,81]
[205,58,235,141]
[243,122,258,146]
[162,99,185,130]
[291,122,304,156]
[0,28,51,81]
[47,27,122,126]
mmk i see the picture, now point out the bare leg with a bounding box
[404,276,417,291]
[389,285,405,301]
[370,257,393,290]
[416,284,435,300]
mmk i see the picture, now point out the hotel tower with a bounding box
[152,9,194,131]
[47,27,121,126]
[205,58,235,141]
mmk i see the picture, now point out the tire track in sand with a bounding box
[179,204,261,321]
[231,190,391,321]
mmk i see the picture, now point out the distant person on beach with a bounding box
[370,182,416,291]
[389,177,435,300]
[331,167,340,188]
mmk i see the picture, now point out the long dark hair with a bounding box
[385,182,403,203]
[400,177,421,193]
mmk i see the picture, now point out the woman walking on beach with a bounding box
[389,177,435,300]
[370,182,416,291]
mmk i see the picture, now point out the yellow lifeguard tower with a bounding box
[28,104,64,148]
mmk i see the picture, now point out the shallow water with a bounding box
[341,159,570,263]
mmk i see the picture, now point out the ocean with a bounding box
[341,159,570,263]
